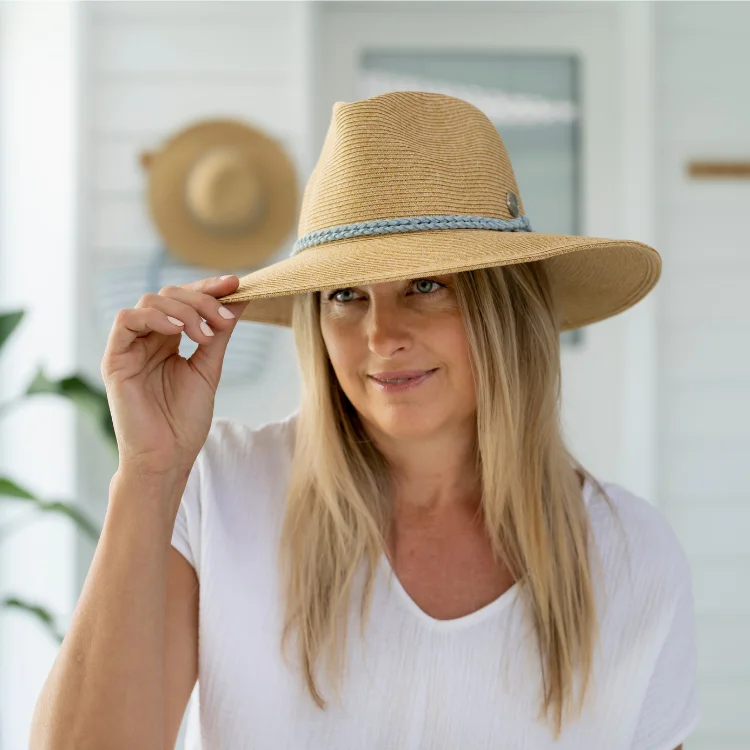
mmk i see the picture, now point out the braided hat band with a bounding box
[290,214,533,256]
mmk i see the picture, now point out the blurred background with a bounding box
[0,1,747,748]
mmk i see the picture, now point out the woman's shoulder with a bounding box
[184,409,300,521]
[185,410,300,507]
[171,410,300,572]
[198,409,299,471]
[584,477,693,598]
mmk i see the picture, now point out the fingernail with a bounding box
[167,316,184,327]
[219,275,233,280]
[218,306,235,319]
[200,320,214,337]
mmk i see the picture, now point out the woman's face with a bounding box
[319,274,477,439]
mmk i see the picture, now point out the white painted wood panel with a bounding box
[664,385,750,441]
[93,18,298,77]
[656,2,750,745]
[91,78,303,136]
[663,443,750,501]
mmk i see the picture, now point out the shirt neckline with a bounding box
[378,551,521,632]
[377,472,595,632]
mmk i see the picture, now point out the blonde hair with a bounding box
[278,261,620,738]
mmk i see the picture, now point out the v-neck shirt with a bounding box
[171,411,700,749]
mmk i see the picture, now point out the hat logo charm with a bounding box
[506,191,520,218]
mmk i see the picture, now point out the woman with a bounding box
[31,91,699,750]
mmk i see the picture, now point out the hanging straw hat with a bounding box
[217,90,661,331]
[143,118,299,270]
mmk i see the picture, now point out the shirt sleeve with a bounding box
[630,541,701,750]
[170,454,202,575]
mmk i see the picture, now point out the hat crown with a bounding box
[297,91,524,240]
[184,146,262,231]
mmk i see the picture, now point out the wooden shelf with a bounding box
[687,161,750,179]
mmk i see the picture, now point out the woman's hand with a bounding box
[100,275,249,479]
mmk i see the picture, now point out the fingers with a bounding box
[179,274,237,294]
[104,306,185,360]
[149,275,247,384]
[134,292,226,345]
[138,276,237,336]
[104,275,246,366]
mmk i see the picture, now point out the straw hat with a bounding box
[143,118,298,270]
[218,91,661,331]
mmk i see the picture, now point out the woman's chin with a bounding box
[368,408,445,440]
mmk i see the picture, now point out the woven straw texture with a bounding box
[218,91,661,331]
[148,119,299,269]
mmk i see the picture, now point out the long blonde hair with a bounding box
[278,261,620,738]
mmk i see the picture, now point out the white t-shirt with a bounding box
[171,411,700,750]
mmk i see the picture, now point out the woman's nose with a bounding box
[365,303,412,358]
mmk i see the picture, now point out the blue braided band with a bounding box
[289,213,533,256]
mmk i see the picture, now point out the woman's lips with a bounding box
[369,369,434,380]
[368,368,438,393]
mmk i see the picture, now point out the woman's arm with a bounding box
[29,469,192,750]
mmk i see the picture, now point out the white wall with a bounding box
[655,3,750,748]
[0,3,81,749]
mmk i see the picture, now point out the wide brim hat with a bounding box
[145,118,298,270]
[218,91,661,332]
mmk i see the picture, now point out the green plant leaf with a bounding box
[0,476,35,499]
[26,368,116,448]
[0,476,101,542]
[2,597,64,644]
[37,499,101,542]
[0,310,25,352]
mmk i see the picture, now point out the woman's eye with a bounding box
[326,279,444,303]
[413,279,441,294]
[328,288,357,303]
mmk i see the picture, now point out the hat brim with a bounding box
[217,229,661,332]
